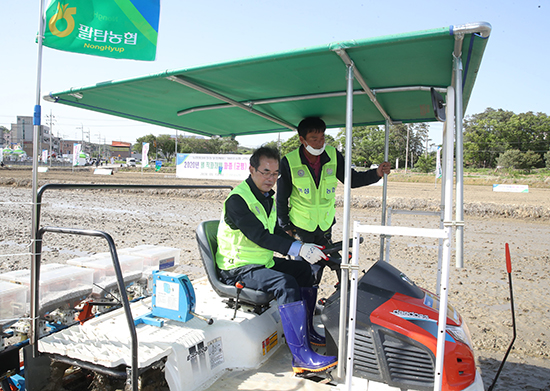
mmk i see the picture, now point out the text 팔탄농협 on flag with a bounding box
[43,0,160,61]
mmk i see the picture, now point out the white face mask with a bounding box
[305,143,325,156]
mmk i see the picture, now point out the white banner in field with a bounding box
[492,184,529,193]
[176,153,251,180]
[94,168,113,176]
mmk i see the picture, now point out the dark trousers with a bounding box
[219,257,314,305]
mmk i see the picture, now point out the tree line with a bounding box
[134,108,550,172]
[463,108,549,170]
[134,134,241,162]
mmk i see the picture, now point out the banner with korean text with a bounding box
[176,154,251,180]
[142,142,149,167]
[72,143,82,166]
[43,0,160,61]
[492,184,529,193]
[435,146,442,179]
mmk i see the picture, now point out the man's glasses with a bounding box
[255,169,280,179]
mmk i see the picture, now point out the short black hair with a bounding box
[250,146,280,169]
[297,117,326,138]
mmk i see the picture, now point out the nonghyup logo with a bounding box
[48,3,77,37]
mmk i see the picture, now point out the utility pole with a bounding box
[78,124,90,141]
[425,135,432,158]
[21,118,25,146]
[96,133,102,161]
[77,124,90,159]
[405,125,410,173]
[45,110,56,166]
[60,134,66,162]
[425,135,428,157]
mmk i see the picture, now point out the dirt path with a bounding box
[3,166,550,216]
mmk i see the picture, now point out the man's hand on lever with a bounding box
[299,243,329,264]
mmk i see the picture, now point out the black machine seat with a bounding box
[195,220,275,307]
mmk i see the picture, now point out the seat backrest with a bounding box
[196,220,222,289]
[195,220,274,306]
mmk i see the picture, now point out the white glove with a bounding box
[299,243,328,264]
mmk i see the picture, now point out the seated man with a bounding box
[216,146,337,373]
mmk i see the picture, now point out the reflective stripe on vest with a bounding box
[286,145,338,232]
[216,181,276,270]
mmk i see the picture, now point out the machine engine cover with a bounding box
[321,260,477,391]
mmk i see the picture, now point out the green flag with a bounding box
[43,0,160,61]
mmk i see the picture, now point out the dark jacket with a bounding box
[224,176,295,255]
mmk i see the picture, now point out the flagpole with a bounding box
[30,0,46,356]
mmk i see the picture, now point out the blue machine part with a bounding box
[151,271,196,322]
[9,373,25,390]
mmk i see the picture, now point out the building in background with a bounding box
[9,116,58,158]
[111,141,131,160]
[59,139,77,157]
[5,116,136,162]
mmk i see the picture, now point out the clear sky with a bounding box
[1,0,548,149]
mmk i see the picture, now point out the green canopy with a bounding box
[46,22,490,137]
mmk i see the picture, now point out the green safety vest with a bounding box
[216,181,277,270]
[286,145,338,232]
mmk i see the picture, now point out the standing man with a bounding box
[216,146,337,373]
[277,117,391,285]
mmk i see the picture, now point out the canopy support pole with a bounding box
[437,127,446,291]
[454,54,465,268]
[168,75,297,131]
[30,0,46,358]
[379,120,390,261]
[345,222,361,390]
[433,85,455,391]
[449,22,492,270]
[336,63,355,382]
